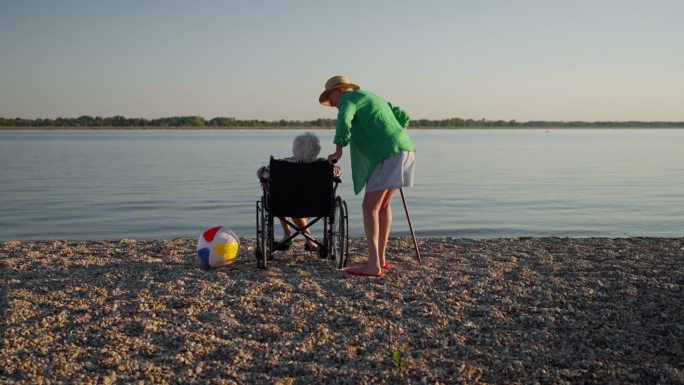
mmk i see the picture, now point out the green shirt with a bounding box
[333,89,416,194]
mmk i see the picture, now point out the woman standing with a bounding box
[321,75,416,278]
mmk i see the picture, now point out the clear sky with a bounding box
[1,0,682,121]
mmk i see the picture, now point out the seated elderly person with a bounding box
[257,132,341,252]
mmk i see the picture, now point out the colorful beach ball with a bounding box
[197,226,240,268]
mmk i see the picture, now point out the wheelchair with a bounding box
[255,156,349,269]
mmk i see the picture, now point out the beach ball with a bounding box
[197,226,240,268]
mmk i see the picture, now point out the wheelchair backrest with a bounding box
[268,156,335,218]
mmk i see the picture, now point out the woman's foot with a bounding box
[304,242,318,252]
[343,263,383,278]
[274,239,292,251]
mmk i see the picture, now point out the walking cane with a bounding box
[399,188,421,262]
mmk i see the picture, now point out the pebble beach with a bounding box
[1,237,682,384]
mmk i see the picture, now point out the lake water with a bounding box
[1,129,682,240]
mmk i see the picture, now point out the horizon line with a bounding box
[2,116,684,124]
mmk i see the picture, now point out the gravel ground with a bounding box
[1,237,683,385]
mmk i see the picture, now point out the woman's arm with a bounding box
[389,102,410,128]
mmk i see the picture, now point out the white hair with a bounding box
[292,132,321,162]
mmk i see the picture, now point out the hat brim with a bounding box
[319,83,360,106]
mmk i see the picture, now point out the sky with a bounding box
[1,0,683,121]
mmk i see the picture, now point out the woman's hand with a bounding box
[327,152,341,164]
[328,145,343,164]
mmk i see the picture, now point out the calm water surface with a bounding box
[1,129,682,240]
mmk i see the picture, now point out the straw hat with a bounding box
[319,75,360,105]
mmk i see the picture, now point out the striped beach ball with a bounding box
[197,226,240,268]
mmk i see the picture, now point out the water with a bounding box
[1,129,682,240]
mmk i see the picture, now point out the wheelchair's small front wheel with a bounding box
[331,196,349,269]
[318,246,328,259]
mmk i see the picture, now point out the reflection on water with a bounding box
[1,129,682,239]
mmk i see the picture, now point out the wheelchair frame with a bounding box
[255,157,349,269]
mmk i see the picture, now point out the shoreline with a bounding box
[3,126,684,130]
[2,237,682,384]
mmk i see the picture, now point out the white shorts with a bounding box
[365,151,415,192]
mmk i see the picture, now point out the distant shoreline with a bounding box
[3,116,684,129]
[3,126,684,130]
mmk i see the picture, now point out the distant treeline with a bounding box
[1,116,683,128]
[0,116,335,128]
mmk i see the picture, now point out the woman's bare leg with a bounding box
[348,189,393,275]
[278,217,290,241]
[377,189,396,267]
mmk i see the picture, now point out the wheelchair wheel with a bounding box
[255,196,270,269]
[331,196,349,269]
[255,198,265,268]
[266,208,274,261]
